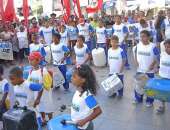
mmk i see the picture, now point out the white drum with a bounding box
[101,74,123,96]
[134,73,148,95]
[44,46,52,64]
[92,48,106,67]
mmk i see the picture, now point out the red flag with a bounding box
[86,0,103,14]
[23,0,29,26]
[73,0,82,18]
[61,0,71,22]
[0,0,4,20]
[4,0,16,22]
[97,0,103,9]
[86,7,98,14]
[76,0,82,18]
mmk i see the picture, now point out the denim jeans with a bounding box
[57,65,69,90]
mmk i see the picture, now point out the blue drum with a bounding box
[47,114,78,130]
[145,78,170,102]
[66,57,72,65]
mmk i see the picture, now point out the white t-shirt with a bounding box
[51,43,69,65]
[112,23,128,44]
[135,42,159,73]
[108,47,125,74]
[17,31,28,49]
[0,79,15,108]
[127,24,136,41]
[77,23,91,42]
[74,44,89,65]
[71,90,98,129]
[29,43,44,53]
[27,67,55,113]
[39,26,53,45]
[96,27,107,43]
[160,41,165,54]
[60,30,69,46]
[67,26,78,41]
[14,80,33,107]
[163,18,170,39]
[159,52,170,79]
[135,23,151,40]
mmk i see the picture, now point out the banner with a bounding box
[86,0,103,13]
[115,0,127,14]
[4,0,16,22]
[0,42,13,60]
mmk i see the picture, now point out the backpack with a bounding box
[30,67,53,91]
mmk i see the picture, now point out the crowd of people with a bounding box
[0,8,170,130]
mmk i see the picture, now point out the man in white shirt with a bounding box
[39,19,55,46]
[112,15,129,69]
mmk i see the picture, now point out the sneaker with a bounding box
[145,103,153,108]
[156,106,165,114]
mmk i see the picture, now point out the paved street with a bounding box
[1,50,170,130]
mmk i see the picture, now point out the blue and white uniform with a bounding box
[71,90,98,129]
[127,24,138,42]
[96,27,107,55]
[17,31,28,49]
[96,27,107,44]
[135,23,152,41]
[67,26,78,41]
[159,52,170,79]
[29,43,46,66]
[60,30,69,46]
[74,44,90,65]
[0,79,14,109]
[108,48,126,75]
[135,42,159,73]
[77,23,93,42]
[29,43,46,56]
[108,47,126,96]
[161,17,170,39]
[39,26,55,45]
[77,23,94,51]
[106,28,114,39]
[112,23,129,67]
[149,20,157,43]
[13,80,34,107]
[28,67,55,113]
[133,42,160,104]
[51,43,69,89]
[51,43,69,65]
[112,23,128,44]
